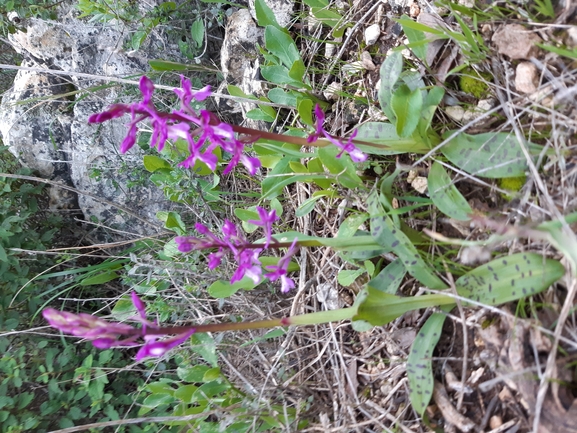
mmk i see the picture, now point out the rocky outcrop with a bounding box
[0,15,173,235]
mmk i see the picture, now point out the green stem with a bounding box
[144,305,358,336]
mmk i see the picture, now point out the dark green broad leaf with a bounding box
[265,25,301,68]
[268,88,299,107]
[441,131,544,178]
[391,84,423,138]
[456,252,564,305]
[418,86,444,139]
[254,0,281,29]
[261,65,304,87]
[378,50,403,120]
[428,161,473,221]
[368,191,446,290]
[318,145,363,189]
[407,311,447,416]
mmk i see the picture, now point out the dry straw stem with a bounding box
[491,57,577,431]
[0,63,290,108]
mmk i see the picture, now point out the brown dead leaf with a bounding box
[492,24,542,60]
[478,316,577,433]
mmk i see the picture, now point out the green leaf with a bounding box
[378,50,403,120]
[203,367,221,382]
[441,131,543,178]
[368,191,446,290]
[265,25,301,68]
[297,97,314,126]
[418,86,444,138]
[355,287,454,325]
[261,65,305,87]
[207,277,260,298]
[156,211,186,235]
[0,244,7,262]
[142,393,174,408]
[428,162,473,221]
[268,88,299,106]
[289,58,306,82]
[111,297,137,321]
[246,108,275,122]
[240,328,286,347]
[144,155,171,173]
[190,19,204,47]
[255,0,281,29]
[368,258,406,294]
[149,60,193,71]
[337,269,365,286]
[190,333,218,367]
[177,365,211,382]
[79,270,119,286]
[355,122,429,155]
[391,84,423,138]
[307,157,331,189]
[456,253,565,305]
[407,311,447,416]
[310,6,343,28]
[400,14,428,62]
[227,84,254,99]
[318,146,363,189]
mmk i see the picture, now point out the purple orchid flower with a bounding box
[265,239,299,293]
[175,220,263,284]
[247,207,278,248]
[43,292,195,360]
[89,75,261,175]
[308,104,368,163]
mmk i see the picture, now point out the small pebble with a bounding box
[364,24,381,46]
[515,61,539,94]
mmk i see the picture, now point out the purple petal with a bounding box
[88,104,130,123]
[135,330,195,360]
[131,292,147,320]
[120,123,138,153]
[139,76,155,104]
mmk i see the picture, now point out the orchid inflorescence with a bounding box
[44,75,367,359]
[175,207,299,293]
[88,75,366,173]
[43,292,195,361]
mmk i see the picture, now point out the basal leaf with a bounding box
[368,258,406,294]
[441,131,543,178]
[456,253,564,305]
[378,50,403,120]
[391,84,423,138]
[407,311,447,416]
[428,161,472,221]
[368,191,446,289]
[355,287,454,326]
[355,122,429,155]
